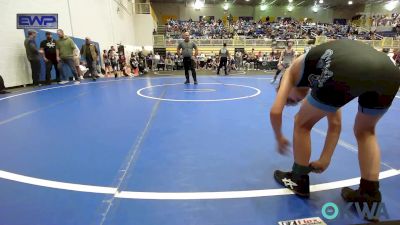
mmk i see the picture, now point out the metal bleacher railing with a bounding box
[153,35,400,50]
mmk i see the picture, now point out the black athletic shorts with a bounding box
[296,40,400,115]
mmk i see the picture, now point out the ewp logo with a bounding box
[17,14,58,29]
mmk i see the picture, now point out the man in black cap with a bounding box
[40,32,60,85]
[24,29,41,86]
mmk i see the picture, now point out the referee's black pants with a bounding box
[217,57,228,75]
[183,57,197,82]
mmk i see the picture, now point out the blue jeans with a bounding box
[58,58,79,81]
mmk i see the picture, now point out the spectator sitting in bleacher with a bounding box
[157,57,165,71]
[165,56,174,70]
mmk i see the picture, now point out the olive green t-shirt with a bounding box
[56,36,76,59]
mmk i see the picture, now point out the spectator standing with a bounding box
[154,52,161,71]
[146,53,153,71]
[130,54,139,74]
[80,37,99,81]
[229,57,237,71]
[249,49,256,70]
[56,29,80,84]
[138,52,146,74]
[165,56,174,70]
[200,53,207,69]
[40,31,60,85]
[393,49,400,66]
[157,57,166,71]
[214,57,220,70]
[103,50,112,77]
[24,29,41,86]
[72,42,82,80]
[109,48,119,77]
[235,51,243,70]
[118,53,127,76]
[243,52,250,70]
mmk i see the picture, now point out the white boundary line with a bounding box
[0,79,127,102]
[0,170,116,194]
[137,83,261,102]
[0,169,398,200]
[115,169,400,200]
[396,95,400,99]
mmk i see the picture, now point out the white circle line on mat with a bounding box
[136,83,261,102]
[0,169,398,200]
[183,89,216,93]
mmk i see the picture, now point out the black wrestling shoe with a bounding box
[274,170,310,198]
[184,80,190,84]
[194,81,198,85]
[0,90,10,94]
[341,187,382,222]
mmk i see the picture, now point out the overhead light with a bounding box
[288,0,293,2]
[245,0,250,2]
[260,4,268,11]
[348,0,353,5]
[223,2,230,10]
[384,1,398,11]
[312,5,319,12]
[194,0,205,9]
[319,0,323,3]
[287,4,294,11]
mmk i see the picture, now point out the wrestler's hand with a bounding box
[277,136,291,155]
[310,158,331,173]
